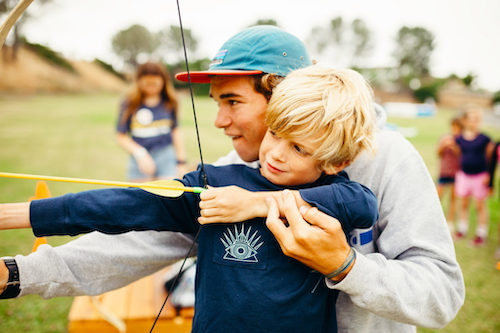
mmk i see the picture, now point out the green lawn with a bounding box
[0,94,499,332]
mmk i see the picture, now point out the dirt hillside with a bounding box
[0,46,129,93]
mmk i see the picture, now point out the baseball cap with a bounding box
[175,25,311,83]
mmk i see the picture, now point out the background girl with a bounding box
[454,106,495,246]
[116,62,187,182]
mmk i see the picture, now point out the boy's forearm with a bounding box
[0,203,31,230]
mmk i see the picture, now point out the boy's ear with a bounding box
[323,161,351,175]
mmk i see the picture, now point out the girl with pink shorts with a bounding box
[454,107,495,246]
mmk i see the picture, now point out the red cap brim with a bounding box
[175,70,263,83]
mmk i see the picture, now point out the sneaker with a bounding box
[472,236,486,247]
[455,231,465,239]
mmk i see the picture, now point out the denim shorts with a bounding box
[128,145,177,180]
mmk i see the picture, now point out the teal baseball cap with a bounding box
[176,25,311,83]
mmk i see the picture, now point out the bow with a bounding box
[0,0,33,48]
[1,1,208,332]
[148,2,207,331]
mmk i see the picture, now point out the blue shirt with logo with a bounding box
[116,100,177,151]
[30,164,378,333]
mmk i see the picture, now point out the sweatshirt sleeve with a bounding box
[330,132,465,329]
[12,231,197,298]
[299,182,378,234]
[30,187,200,237]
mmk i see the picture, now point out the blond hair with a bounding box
[266,66,376,171]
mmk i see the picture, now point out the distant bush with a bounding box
[93,58,126,81]
[23,39,76,74]
[412,79,446,103]
[493,90,500,104]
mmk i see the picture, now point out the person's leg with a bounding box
[457,196,470,238]
[473,198,488,246]
[448,184,457,233]
[472,172,491,246]
[455,171,470,238]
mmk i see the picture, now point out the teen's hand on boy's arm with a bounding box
[0,203,31,230]
[265,190,353,281]
[198,186,267,224]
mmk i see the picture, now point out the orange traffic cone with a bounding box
[29,181,51,252]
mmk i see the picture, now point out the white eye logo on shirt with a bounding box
[220,224,264,263]
[135,108,154,125]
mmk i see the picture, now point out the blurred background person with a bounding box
[454,106,495,246]
[436,116,462,233]
[488,140,500,259]
[116,62,187,182]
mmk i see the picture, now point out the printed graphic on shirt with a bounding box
[130,108,173,138]
[220,223,264,263]
[135,108,154,125]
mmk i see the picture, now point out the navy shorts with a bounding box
[438,176,455,185]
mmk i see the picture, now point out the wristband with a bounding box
[325,247,356,280]
[132,147,148,159]
[0,259,21,299]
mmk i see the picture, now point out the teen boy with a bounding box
[1,66,378,333]
[0,26,464,332]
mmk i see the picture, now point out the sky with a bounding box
[10,0,500,91]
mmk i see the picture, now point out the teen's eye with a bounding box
[228,99,239,106]
[269,130,276,136]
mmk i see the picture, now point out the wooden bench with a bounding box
[68,269,194,333]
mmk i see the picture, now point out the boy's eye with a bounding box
[293,144,308,155]
[228,100,239,106]
[269,130,276,136]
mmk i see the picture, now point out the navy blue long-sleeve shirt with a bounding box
[30,164,378,333]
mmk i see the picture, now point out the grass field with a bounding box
[0,93,499,332]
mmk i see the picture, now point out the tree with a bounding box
[111,24,160,67]
[307,17,372,67]
[158,25,198,64]
[350,19,373,67]
[249,19,279,27]
[0,0,52,60]
[393,26,435,80]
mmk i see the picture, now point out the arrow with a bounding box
[0,172,204,198]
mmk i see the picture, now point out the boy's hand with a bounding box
[198,186,266,224]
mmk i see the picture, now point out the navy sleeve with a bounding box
[30,187,200,237]
[299,182,378,235]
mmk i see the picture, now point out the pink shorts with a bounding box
[454,171,489,200]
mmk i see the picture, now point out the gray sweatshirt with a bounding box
[7,127,464,332]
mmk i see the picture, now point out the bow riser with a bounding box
[0,0,34,48]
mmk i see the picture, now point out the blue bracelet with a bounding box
[325,248,356,279]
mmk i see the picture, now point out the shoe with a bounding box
[472,236,486,247]
[455,231,465,239]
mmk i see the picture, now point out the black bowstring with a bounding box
[149,0,208,331]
